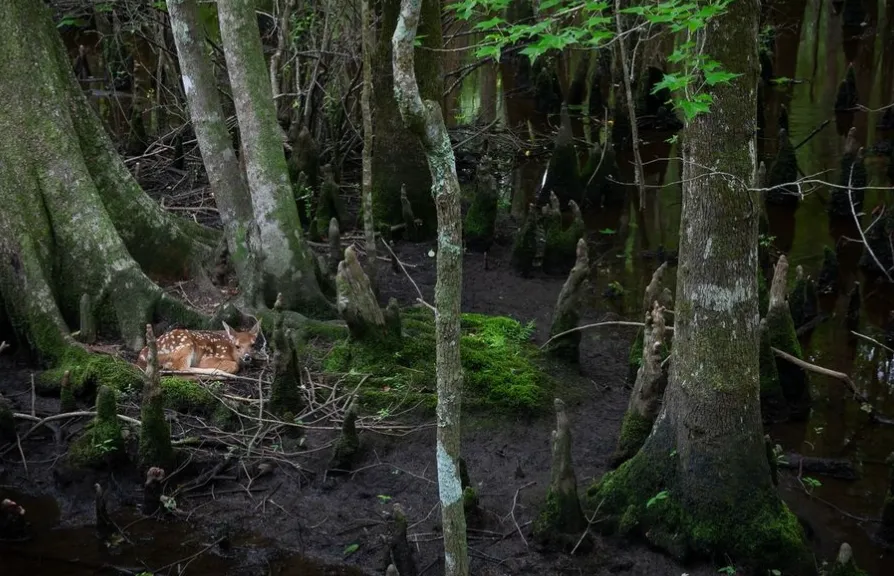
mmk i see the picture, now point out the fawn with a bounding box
[136,320,263,376]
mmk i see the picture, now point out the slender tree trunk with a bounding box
[167,0,261,306]
[218,0,331,314]
[590,0,808,571]
[614,0,647,210]
[392,1,469,574]
[361,0,377,282]
[0,0,212,355]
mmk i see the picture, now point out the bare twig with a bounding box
[850,331,894,354]
[770,347,869,404]
[379,238,436,312]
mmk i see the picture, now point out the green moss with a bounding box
[533,486,585,549]
[613,410,654,466]
[766,304,808,406]
[322,307,550,414]
[160,377,217,414]
[587,451,809,572]
[39,350,143,398]
[68,385,124,468]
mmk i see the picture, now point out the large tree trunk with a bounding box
[589,0,808,572]
[217,0,331,314]
[373,0,443,238]
[0,0,213,355]
[393,1,469,574]
[167,0,261,306]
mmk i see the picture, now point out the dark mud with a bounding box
[0,224,727,576]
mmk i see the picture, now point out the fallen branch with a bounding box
[850,331,894,354]
[770,347,868,403]
[540,320,669,350]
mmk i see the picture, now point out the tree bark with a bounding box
[373,0,443,237]
[361,0,377,285]
[590,0,808,571]
[167,0,261,306]
[217,0,330,314]
[392,1,469,574]
[0,0,212,354]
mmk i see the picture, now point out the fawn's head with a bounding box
[222,319,263,365]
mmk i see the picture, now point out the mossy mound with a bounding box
[160,377,218,415]
[323,307,551,413]
[612,410,654,467]
[587,450,809,573]
[39,351,143,398]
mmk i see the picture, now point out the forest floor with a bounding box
[0,158,853,576]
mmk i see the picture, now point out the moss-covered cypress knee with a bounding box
[828,543,868,576]
[139,324,174,470]
[546,238,589,363]
[384,298,403,345]
[788,265,807,328]
[543,105,581,206]
[834,63,858,111]
[59,370,76,413]
[511,203,539,277]
[400,184,420,241]
[384,503,417,576]
[288,124,320,192]
[0,394,15,443]
[533,398,585,549]
[464,171,499,252]
[766,256,809,412]
[878,452,894,543]
[612,302,668,467]
[78,293,96,344]
[330,397,360,470]
[143,467,165,516]
[336,246,386,340]
[766,129,800,206]
[818,245,839,294]
[760,319,787,422]
[68,385,124,468]
[829,128,866,217]
[846,281,861,332]
[328,218,341,277]
[270,297,304,416]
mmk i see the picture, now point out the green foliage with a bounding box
[39,351,144,398]
[323,307,550,413]
[448,0,736,122]
[68,386,125,468]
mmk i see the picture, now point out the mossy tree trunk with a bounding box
[590,1,808,571]
[393,1,469,574]
[167,0,261,306]
[373,0,443,237]
[0,0,214,356]
[218,0,331,313]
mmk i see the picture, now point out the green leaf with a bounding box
[343,543,360,556]
[475,17,504,30]
[646,490,669,508]
[678,98,712,121]
[704,71,740,86]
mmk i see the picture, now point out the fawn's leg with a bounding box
[196,356,240,374]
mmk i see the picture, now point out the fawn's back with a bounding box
[136,321,261,374]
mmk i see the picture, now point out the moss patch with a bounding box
[322,307,551,414]
[587,450,808,573]
[39,351,143,398]
[160,377,218,415]
[612,410,654,466]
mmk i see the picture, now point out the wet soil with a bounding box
[0,221,727,576]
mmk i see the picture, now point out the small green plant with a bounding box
[759,234,776,248]
[93,437,117,455]
[377,494,392,504]
[772,443,787,466]
[646,490,669,508]
[802,476,821,493]
[343,543,359,556]
[718,566,736,575]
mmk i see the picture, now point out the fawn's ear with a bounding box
[222,321,235,338]
[249,318,261,335]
